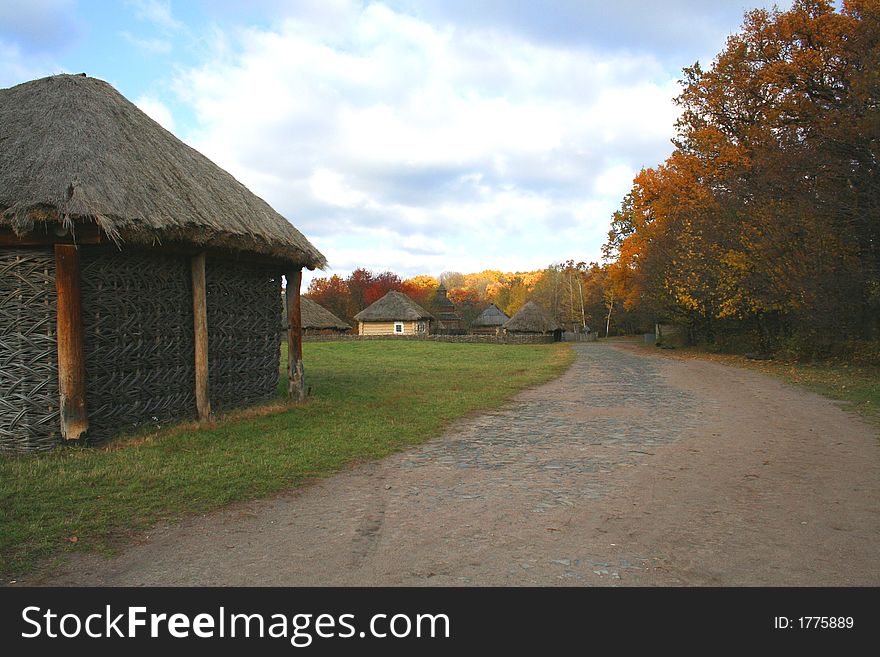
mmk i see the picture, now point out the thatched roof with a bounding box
[354,291,434,322]
[301,296,350,330]
[0,74,325,268]
[502,301,562,333]
[471,303,509,327]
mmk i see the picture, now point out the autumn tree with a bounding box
[438,271,465,289]
[401,275,438,309]
[605,0,880,355]
[306,274,350,324]
[529,261,592,331]
[463,270,507,299]
[448,287,482,326]
[308,268,407,323]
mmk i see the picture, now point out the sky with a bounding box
[0,0,794,287]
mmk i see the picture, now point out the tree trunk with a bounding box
[605,296,614,338]
[577,274,586,330]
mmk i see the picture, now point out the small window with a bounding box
[417,321,427,334]
[394,322,404,334]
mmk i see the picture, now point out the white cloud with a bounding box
[395,234,449,256]
[128,0,183,32]
[0,38,59,87]
[384,0,794,64]
[594,164,638,199]
[309,168,368,208]
[174,2,684,279]
[135,95,177,133]
[120,31,172,54]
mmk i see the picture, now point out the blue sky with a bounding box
[1,0,794,286]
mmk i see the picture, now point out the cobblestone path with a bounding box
[39,343,880,586]
[398,344,700,513]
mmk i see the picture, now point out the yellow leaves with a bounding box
[719,250,751,273]
[674,291,703,312]
[403,274,439,289]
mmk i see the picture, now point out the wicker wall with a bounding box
[206,259,283,411]
[80,248,197,442]
[0,248,59,453]
[1,248,285,452]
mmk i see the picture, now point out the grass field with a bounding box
[0,340,573,579]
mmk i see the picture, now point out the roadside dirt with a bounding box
[29,343,880,586]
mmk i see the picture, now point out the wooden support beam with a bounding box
[54,244,88,440]
[286,269,305,402]
[191,252,212,421]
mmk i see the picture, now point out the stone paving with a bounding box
[399,343,700,513]
[365,342,707,584]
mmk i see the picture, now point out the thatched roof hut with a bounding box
[0,74,325,267]
[300,296,350,332]
[0,74,324,453]
[354,291,434,336]
[355,291,434,322]
[502,301,562,337]
[470,303,510,333]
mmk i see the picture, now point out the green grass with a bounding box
[0,340,573,579]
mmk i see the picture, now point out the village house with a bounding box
[469,303,510,335]
[283,295,350,335]
[354,291,434,336]
[301,297,351,334]
[502,301,563,341]
[0,74,325,453]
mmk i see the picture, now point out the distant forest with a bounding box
[309,1,878,362]
[306,263,628,334]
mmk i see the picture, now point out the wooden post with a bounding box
[55,244,88,440]
[191,252,211,420]
[286,269,305,402]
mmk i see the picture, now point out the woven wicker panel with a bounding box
[206,259,282,411]
[0,248,59,453]
[80,248,196,442]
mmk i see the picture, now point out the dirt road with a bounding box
[36,343,880,586]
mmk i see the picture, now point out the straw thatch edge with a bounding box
[354,290,435,322]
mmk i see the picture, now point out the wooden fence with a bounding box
[301,333,557,345]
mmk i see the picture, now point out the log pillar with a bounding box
[191,252,212,421]
[54,244,88,440]
[285,269,305,402]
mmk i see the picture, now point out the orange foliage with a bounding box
[604,0,880,348]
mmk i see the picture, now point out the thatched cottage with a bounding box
[354,291,434,336]
[0,74,325,453]
[300,296,350,334]
[502,301,563,341]
[470,303,510,335]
